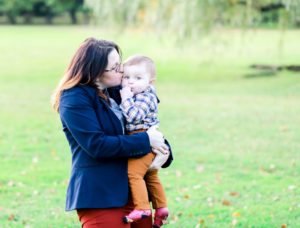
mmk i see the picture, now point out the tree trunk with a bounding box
[69,9,77,24]
[24,13,33,24]
[45,14,53,24]
[7,12,16,24]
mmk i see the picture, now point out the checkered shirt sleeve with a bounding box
[120,92,155,124]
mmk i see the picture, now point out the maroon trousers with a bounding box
[77,200,152,228]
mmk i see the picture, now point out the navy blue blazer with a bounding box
[59,85,152,211]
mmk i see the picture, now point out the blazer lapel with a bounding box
[97,97,124,135]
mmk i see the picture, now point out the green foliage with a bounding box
[0,0,87,24]
[85,0,300,39]
[0,26,299,227]
[1,0,300,36]
[0,0,34,23]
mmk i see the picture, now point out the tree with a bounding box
[85,0,300,39]
[0,0,34,24]
[0,0,87,24]
[66,0,84,24]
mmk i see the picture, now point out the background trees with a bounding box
[0,0,85,24]
[87,0,300,37]
[0,0,299,38]
[0,0,300,29]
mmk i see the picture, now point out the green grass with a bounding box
[0,26,299,227]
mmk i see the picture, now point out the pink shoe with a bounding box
[123,209,151,223]
[153,207,169,227]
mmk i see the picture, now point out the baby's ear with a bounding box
[149,79,155,84]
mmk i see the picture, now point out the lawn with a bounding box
[0,26,299,227]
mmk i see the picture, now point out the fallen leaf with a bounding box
[269,164,276,170]
[232,212,241,217]
[193,185,201,189]
[175,197,181,202]
[207,197,214,207]
[215,173,222,183]
[51,149,57,157]
[180,187,189,193]
[260,165,276,174]
[279,126,289,132]
[32,156,39,164]
[8,214,15,221]
[177,212,183,217]
[288,185,296,191]
[222,199,231,206]
[171,215,179,222]
[198,218,205,224]
[291,160,296,167]
[230,192,239,197]
[183,194,190,199]
[208,214,215,219]
[196,165,205,173]
[207,197,213,202]
[176,170,182,177]
[281,224,287,228]
[232,219,238,226]
[63,179,69,186]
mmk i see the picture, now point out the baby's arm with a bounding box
[120,91,155,124]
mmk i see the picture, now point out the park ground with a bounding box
[0,26,299,227]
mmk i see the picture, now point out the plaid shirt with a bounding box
[120,85,159,132]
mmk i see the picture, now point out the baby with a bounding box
[120,55,169,227]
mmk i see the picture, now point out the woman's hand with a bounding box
[149,149,170,170]
[146,126,169,155]
[152,146,169,155]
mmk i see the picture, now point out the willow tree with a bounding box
[85,0,300,40]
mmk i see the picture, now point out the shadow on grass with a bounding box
[244,70,277,78]
[244,64,300,78]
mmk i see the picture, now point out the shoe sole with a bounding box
[153,215,168,227]
[123,215,150,224]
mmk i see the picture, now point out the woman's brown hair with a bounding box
[51,38,121,112]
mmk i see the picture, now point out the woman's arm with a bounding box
[59,87,151,159]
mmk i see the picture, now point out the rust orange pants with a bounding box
[127,130,167,210]
[77,200,152,227]
[128,153,167,210]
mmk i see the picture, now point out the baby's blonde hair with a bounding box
[123,55,156,83]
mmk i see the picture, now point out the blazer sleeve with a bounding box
[59,87,151,159]
[161,139,174,168]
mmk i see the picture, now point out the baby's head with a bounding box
[122,55,156,94]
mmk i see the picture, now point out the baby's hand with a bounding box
[120,86,133,100]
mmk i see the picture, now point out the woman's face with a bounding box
[98,49,123,89]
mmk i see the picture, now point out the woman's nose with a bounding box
[119,64,124,73]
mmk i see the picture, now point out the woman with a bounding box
[51,38,170,227]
